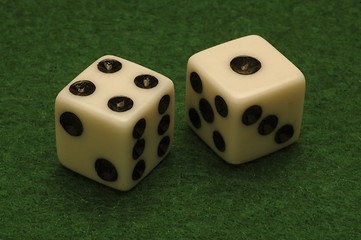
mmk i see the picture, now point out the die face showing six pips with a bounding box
[186,35,305,164]
[55,55,174,191]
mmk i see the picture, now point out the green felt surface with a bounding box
[1,0,360,239]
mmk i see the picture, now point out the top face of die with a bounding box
[188,35,305,99]
[56,55,174,123]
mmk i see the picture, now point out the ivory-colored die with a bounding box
[186,35,305,164]
[55,55,174,190]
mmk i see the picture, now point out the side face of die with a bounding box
[55,55,174,190]
[186,35,305,164]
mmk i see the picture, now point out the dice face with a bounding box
[55,55,174,191]
[186,35,305,164]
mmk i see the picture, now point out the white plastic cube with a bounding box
[186,35,305,164]
[55,55,174,190]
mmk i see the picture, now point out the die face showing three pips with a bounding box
[55,55,174,191]
[186,35,305,164]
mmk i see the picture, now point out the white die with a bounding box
[186,35,305,164]
[55,55,174,191]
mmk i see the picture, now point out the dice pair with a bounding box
[55,35,305,191]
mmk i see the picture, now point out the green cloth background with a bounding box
[1,0,360,239]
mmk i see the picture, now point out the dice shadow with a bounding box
[49,163,168,219]
[58,165,123,194]
[56,151,173,197]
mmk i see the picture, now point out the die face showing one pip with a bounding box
[186,35,305,164]
[55,55,174,191]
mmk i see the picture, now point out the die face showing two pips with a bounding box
[186,35,305,164]
[55,55,174,191]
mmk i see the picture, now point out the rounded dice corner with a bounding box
[118,183,137,192]
[55,90,63,103]
[240,35,269,44]
[245,34,264,40]
[187,54,198,65]
[99,54,118,59]
[96,177,138,192]
[222,157,247,165]
[55,85,70,104]
[296,70,306,87]
[167,77,175,88]
[95,54,121,63]
[105,179,138,192]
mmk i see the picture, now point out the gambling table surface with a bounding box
[1,0,360,239]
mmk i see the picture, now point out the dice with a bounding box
[186,35,305,164]
[55,55,174,191]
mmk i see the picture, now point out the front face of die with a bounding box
[55,55,174,190]
[186,35,305,164]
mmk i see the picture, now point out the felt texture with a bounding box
[0,0,360,239]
